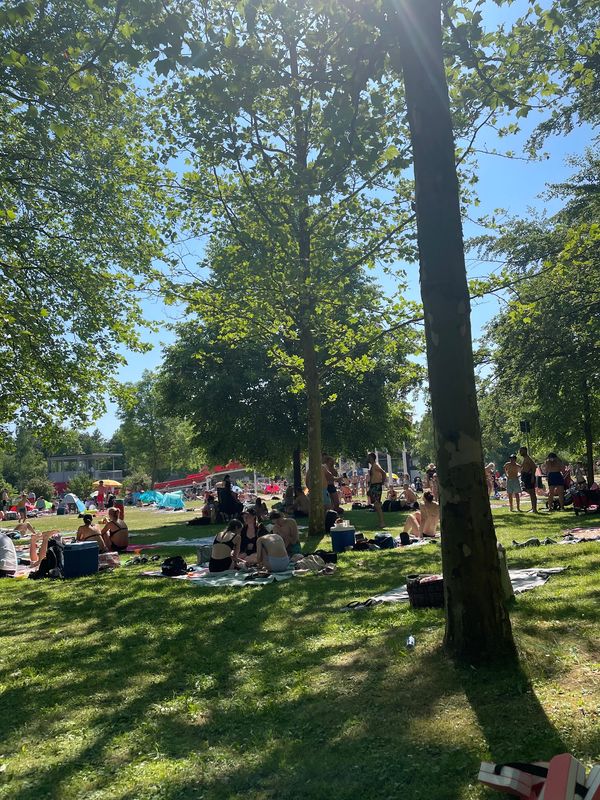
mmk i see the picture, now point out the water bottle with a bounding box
[406,635,415,649]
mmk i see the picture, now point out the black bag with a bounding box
[399,531,412,547]
[187,517,211,526]
[30,538,64,580]
[161,556,188,576]
[313,550,338,564]
[374,532,395,549]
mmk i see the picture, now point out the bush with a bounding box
[0,477,18,502]
[67,473,94,500]
[125,470,152,491]
[26,476,56,500]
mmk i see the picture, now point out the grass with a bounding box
[0,502,599,799]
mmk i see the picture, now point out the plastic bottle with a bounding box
[406,635,415,649]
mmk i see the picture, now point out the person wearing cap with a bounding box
[504,454,522,512]
[76,514,107,552]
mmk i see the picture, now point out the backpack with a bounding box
[30,538,64,580]
[161,555,188,576]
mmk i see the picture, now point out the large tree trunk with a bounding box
[393,0,515,662]
[293,446,302,492]
[301,327,325,536]
[582,377,594,487]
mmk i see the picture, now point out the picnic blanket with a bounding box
[342,568,566,610]
[129,536,214,549]
[141,565,296,587]
[562,527,600,541]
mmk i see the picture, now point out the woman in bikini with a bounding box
[101,507,129,552]
[239,509,260,565]
[209,519,243,572]
[76,514,108,552]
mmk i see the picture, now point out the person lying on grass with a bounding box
[209,519,243,573]
[29,529,61,566]
[100,508,129,553]
[76,514,108,553]
[402,490,440,539]
[256,531,290,573]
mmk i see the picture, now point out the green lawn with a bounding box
[0,504,598,799]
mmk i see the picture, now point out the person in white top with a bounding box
[0,531,18,577]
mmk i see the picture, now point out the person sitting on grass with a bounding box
[402,490,440,538]
[269,510,301,555]
[256,530,290,573]
[254,497,269,521]
[76,514,108,553]
[209,519,243,573]
[401,482,419,506]
[292,488,310,518]
[239,509,262,565]
[0,530,17,577]
[100,508,129,553]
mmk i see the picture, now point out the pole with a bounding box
[386,452,393,485]
[402,442,409,481]
[253,469,258,496]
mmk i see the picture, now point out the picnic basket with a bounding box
[406,574,444,608]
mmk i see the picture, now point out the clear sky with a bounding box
[92,0,595,435]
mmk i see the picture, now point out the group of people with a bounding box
[500,448,587,512]
[208,508,301,573]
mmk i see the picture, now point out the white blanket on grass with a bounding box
[142,565,295,587]
[346,568,566,607]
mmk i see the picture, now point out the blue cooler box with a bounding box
[63,541,99,578]
[330,526,356,553]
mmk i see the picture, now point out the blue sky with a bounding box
[93,0,595,435]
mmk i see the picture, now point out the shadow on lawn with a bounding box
[0,539,577,800]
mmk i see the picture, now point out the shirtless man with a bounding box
[504,454,522,512]
[269,511,301,555]
[367,452,387,528]
[403,490,440,538]
[519,446,538,513]
[256,531,290,573]
[401,482,418,506]
[305,460,335,511]
[322,453,342,513]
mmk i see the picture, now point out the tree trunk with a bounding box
[293,446,302,492]
[301,327,325,537]
[393,0,515,662]
[582,377,594,486]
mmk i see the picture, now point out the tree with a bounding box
[0,0,194,428]
[67,473,94,501]
[116,371,205,483]
[156,0,419,534]
[481,153,600,484]
[26,475,55,501]
[390,0,515,661]
[160,320,417,474]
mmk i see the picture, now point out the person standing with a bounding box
[504,454,522,512]
[367,452,387,528]
[545,452,565,511]
[322,453,341,513]
[519,446,538,513]
[16,493,28,522]
[96,480,106,511]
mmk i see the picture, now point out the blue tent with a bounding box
[158,491,185,510]
[139,490,164,504]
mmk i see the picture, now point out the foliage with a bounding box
[123,470,152,491]
[116,371,205,483]
[409,409,436,469]
[161,322,417,474]
[0,0,195,428]
[25,475,55,500]
[480,151,600,475]
[0,427,47,489]
[67,472,94,501]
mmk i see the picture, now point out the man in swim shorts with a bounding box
[504,454,522,512]
[367,452,386,528]
[519,446,538,513]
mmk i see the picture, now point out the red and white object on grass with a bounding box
[478,761,549,798]
[535,754,587,800]
[584,766,600,800]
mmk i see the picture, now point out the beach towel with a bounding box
[141,565,295,587]
[561,528,600,542]
[341,568,566,610]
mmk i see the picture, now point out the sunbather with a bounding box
[100,508,129,552]
[256,532,290,572]
[402,490,440,538]
[29,529,60,565]
[209,519,243,572]
[76,514,108,553]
